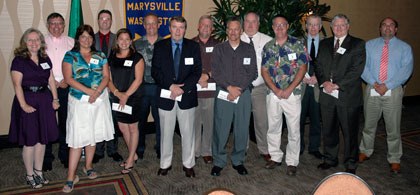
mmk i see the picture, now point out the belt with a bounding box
[22,85,47,92]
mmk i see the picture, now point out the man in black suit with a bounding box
[152,16,202,178]
[93,9,123,163]
[315,14,365,174]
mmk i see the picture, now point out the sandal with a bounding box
[62,175,79,193]
[26,174,42,189]
[119,161,127,167]
[83,167,98,179]
[121,166,134,174]
[34,169,49,185]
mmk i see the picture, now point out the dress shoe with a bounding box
[157,166,172,176]
[390,163,400,173]
[265,160,281,169]
[183,166,196,178]
[308,151,324,159]
[358,153,370,163]
[92,154,104,164]
[286,166,297,176]
[260,154,271,162]
[317,162,337,170]
[137,152,144,160]
[109,153,124,162]
[156,152,161,159]
[211,166,223,176]
[232,164,248,175]
[203,156,213,164]
[42,162,52,172]
[345,168,356,174]
[61,160,69,168]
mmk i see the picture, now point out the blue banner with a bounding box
[125,0,183,40]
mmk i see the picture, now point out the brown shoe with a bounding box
[390,163,400,173]
[265,160,281,169]
[203,156,213,164]
[286,166,297,176]
[261,154,271,162]
[358,153,370,163]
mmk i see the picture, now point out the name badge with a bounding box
[243,58,251,65]
[337,47,346,54]
[124,60,133,67]
[185,58,194,65]
[40,63,50,69]
[90,58,99,65]
[288,53,297,61]
[205,47,214,53]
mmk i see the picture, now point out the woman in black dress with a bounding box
[108,28,144,174]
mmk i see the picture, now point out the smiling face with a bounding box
[306,16,321,37]
[47,17,65,38]
[244,12,259,36]
[144,14,159,36]
[226,20,242,43]
[198,17,213,39]
[380,18,398,40]
[78,31,94,50]
[26,32,41,54]
[272,17,289,40]
[116,32,132,51]
[331,17,349,38]
[98,12,112,32]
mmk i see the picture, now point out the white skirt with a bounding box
[66,90,115,148]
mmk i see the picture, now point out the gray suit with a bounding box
[94,32,116,57]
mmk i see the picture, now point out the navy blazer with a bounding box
[151,38,202,110]
[315,35,366,107]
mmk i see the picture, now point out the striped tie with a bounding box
[379,40,389,82]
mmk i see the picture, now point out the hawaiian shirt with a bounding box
[134,36,163,84]
[262,35,308,95]
[63,51,107,99]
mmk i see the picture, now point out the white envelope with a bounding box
[197,83,216,91]
[112,103,132,115]
[160,89,182,102]
[217,90,239,104]
[323,88,339,99]
[370,89,391,96]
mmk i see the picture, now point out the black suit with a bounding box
[315,35,365,169]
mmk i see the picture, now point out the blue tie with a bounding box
[174,43,181,79]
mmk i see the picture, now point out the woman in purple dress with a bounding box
[9,28,60,189]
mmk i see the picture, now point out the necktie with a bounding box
[249,36,254,47]
[379,40,389,82]
[309,38,316,75]
[174,43,181,79]
[334,38,340,54]
[102,37,108,55]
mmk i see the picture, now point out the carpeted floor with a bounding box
[1,102,420,194]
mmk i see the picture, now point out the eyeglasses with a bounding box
[99,17,111,21]
[332,24,348,28]
[273,23,288,29]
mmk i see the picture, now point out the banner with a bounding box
[68,0,83,38]
[125,0,183,40]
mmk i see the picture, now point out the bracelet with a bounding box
[113,89,118,94]
[53,99,59,102]
[206,72,211,79]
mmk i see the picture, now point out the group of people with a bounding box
[8,8,413,193]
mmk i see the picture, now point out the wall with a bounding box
[0,0,418,135]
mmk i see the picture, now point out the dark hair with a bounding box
[112,28,136,56]
[272,14,289,24]
[380,17,398,28]
[98,9,112,20]
[226,16,242,27]
[71,24,96,52]
[14,28,48,59]
[170,16,187,29]
[47,12,64,23]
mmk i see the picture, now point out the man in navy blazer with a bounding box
[315,14,365,174]
[152,16,202,178]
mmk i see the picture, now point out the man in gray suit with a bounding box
[93,9,123,163]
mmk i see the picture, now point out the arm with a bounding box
[283,64,307,99]
[63,61,96,96]
[151,42,174,89]
[89,63,110,103]
[11,71,36,113]
[261,67,282,99]
[211,45,230,89]
[115,59,145,107]
[385,44,413,90]
[48,70,60,110]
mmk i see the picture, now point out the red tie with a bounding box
[334,39,340,55]
[379,40,389,82]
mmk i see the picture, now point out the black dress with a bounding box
[109,52,143,123]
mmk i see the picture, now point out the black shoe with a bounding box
[265,160,281,169]
[42,162,52,172]
[156,152,161,159]
[211,166,223,176]
[109,153,124,162]
[61,160,69,168]
[345,168,356,174]
[157,166,172,176]
[308,151,324,159]
[317,162,337,170]
[286,166,297,176]
[92,154,104,164]
[232,164,248,175]
[183,166,196,178]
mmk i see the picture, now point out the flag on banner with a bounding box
[68,0,83,38]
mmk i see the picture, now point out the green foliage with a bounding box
[211,0,331,41]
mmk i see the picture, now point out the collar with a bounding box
[171,38,183,46]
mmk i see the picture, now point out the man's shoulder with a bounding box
[257,32,272,40]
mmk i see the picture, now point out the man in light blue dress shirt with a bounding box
[358,17,413,174]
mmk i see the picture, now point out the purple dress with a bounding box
[9,56,59,146]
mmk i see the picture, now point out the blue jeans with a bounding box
[137,84,161,155]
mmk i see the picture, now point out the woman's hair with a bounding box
[14,28,48,59]
[112,28,136,57]
[71,24,97,52]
